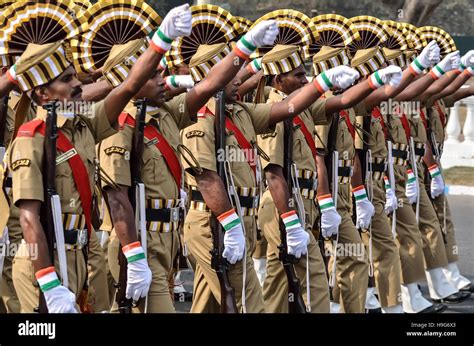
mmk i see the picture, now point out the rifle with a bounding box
[115,99,147,313]
[322,112,340,295]
[0,95,9,162]
[278,117,308,314]
[425,108,447,235]
[210,90,238,313]
[40,100,68,313]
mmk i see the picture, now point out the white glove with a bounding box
[353,186,375,230]
[405,169,418,205]
[314,66,360,92]
[317,195,341,238]
[36,267,78,313]
[370,65,402,89]
[165,75,195,90]
[384,176,398,215]
[219,209,245,264]
[281,210,309,258]
[236,20,278,58]
[431,51,461,79]
[151,4,192,52]
[123,242,152,302]
[428,164,444,198]
[409,41,440,75]
[460,50,474,69]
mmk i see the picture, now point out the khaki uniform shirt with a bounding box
[8,100,115,221]
[257,88,327,173]
[99,94,191,201]
[182,98,272,190]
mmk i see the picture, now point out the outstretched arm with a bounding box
[426,69,473,107]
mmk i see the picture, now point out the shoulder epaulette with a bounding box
[16,119,45,138]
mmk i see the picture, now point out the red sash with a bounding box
[18,119,93,234]
[293,116,317,161]
[399,113,412,142]
[371,107,387,140]
[339,110,355,140]
[225,117,256,178]
[119,112,182,188]
[419,108,428,129]
[434,101,446,128]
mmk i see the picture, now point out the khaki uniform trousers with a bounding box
[12,241,87,313]
[416,163,449,269]
[1,206,22,313]
[108,228,179,313]
[257,192,329,313]
[392,165,426,284]
[360,178,402,308]
[430,189,458,263]
[184,210,264,313]
[87,230,110,312]
[327,183,369,313]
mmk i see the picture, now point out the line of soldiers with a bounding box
[0,1,473,314]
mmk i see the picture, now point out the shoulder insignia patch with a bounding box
[185,130,205,139]
[260,131,277,139]
[11,159,31,171]
[104,146,127,156]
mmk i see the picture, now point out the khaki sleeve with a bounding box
[165,93,192,130]
[354,115,364,150]
[240,102,272,134]
[257,121,284,169]
[310,98,329,125]
[98,126,133,188]
[181,116,216,173]
[86,100,117,143]
[9,135,44,205]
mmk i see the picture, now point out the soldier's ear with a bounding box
[34,86,50,103]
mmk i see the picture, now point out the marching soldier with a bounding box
[2,1,193,313]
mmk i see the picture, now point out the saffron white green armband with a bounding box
[246,58,262,74]
[35,267,61,293]
[234,35,257,60]
[313,72,333,93]
[158,56,167,71]
[428,164,441,178]
[383,176,391,190]
[6,64,17,84]
[407,169,416,184]
[164,75,179,90]
[317,193,336,211]
[352,185,369,203]
[281,210,302,231]
[217,209,241,232]
[429,64,446,80]
[122,241,146,263]
[409,57,428,75]
[150,28,173,54]
[368,71,384,90]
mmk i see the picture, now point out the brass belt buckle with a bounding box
[170,207,180,222]
[77,229,88,247]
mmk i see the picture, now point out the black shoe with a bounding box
[419,303,448,313]
[460,283,474,293]
[366,307,382,314]
[433,291,471,304]
[174,291,193,302]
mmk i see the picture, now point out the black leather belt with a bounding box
[146,207,184,223]
[392,148,408,160]
[297,177,317,190]
[415,147,425,157]
[369,162,386,172]
[338,166,352,177]
[191,189,259,209]
[63,229,88,247]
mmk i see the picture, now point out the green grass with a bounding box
[443,166,474,186]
